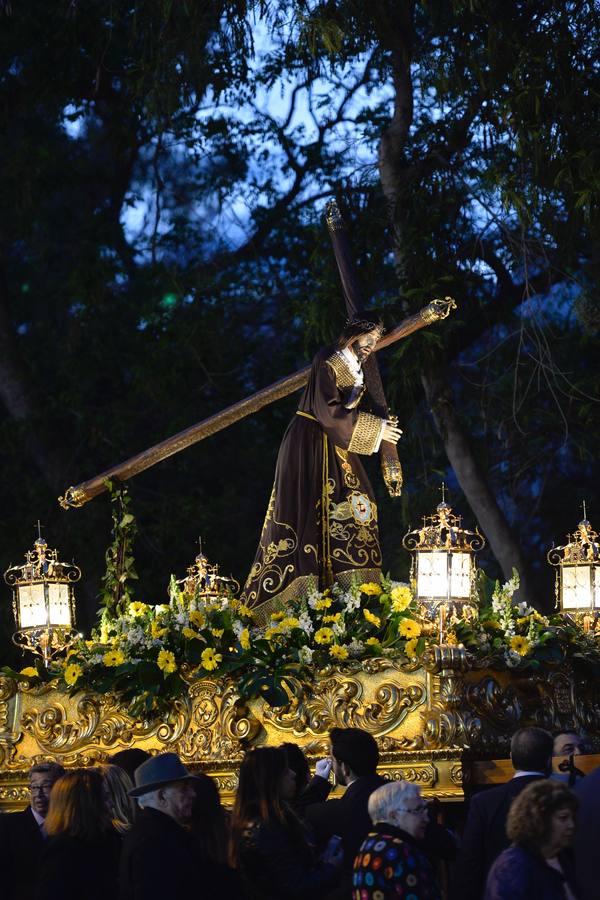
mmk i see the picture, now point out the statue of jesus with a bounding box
[241,312,402,618]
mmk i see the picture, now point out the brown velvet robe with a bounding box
[242,347,383,617]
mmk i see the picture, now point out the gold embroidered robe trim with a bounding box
[348,412,382,454]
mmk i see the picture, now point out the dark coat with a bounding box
[305,773,387,870]
[353,822,442,900]
[305,773,387,900]
[451,774,544,900]
[292,774,332,818]
[0,807,45,900]
[237,817,339,899]
[484,844,579,900]
[36,832,120,900]
[120,807,200,900]
[574,765,600,900]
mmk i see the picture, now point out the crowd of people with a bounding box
[0,725,597,899]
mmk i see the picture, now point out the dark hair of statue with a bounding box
[336,312,384,350]
[44,769,111,842]
[228,746,311,869]
[330,727,379,776]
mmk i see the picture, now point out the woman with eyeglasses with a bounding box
[353,780,442,899]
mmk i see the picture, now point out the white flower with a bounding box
[299,646,314,664]
[155,604,169,615]
[232,620,244,639]
[175,611,188,626]
[347,640,364,657]
[332,621,345,637]
[298,613,314,634]
[504,649,521,668]
[90,654,104,665]
[126,627,145,646]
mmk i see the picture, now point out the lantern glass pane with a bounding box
[450,553,472,599]
[17,583,47,628]
[593,569,600,610]
[48,584,71,625]
[417,551,448,599]
[562,566,592,610]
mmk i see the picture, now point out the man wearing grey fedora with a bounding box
[119,752,199,899]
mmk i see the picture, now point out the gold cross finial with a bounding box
[582,500,587,520]
[35,520,45,541]
[440,482,446,503]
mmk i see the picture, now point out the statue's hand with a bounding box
[382,420,403,444]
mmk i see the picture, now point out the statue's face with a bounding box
[352,329,380,363]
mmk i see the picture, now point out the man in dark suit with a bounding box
[0,761,65,900]
[451,726,554,900]
[305,727,387,897]
[574,764,600,900]
[120,752,200,900]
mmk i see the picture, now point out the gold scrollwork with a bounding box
[262,671,424,738]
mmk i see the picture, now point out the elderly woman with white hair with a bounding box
[352,780,442,899]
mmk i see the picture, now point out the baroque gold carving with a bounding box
[262,670,425,737]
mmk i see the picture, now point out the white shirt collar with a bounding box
[512,770,546,778]
[339,347,363,383]
[30,807,45,827]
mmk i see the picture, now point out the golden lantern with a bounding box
[4,527,81,666]
[548,506,600,621]
[402,488,485,635]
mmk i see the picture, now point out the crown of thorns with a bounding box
[344,315,385,335]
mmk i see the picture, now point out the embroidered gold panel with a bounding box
[1,652,599,810]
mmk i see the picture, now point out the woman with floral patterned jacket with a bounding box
[353,780,442,900]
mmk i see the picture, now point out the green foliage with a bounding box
[99,482,139,620]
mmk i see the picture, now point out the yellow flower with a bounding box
[151,620,169,639]
[323,613,342,623]
[398,619,422,639]
[360,582,382,596]
[182,627,200,641]
[363,608,381,627]
[404,638,419,658]
[365,637,381,647]
[103,649,125,667]
[84,640,95,648]
[201,647,222,671]
[280,617,300,630]
[64,663,84,685]
[315,597,333,610]
[238,604,254,619]
[391,585,412,612]
[19,666,38,678]
[329,644,349,660]
[157,649,177,673]
[270,611,286,622]
[264,627,280,640]
[240,628,251,650]
[314,627,334,645]
[189,610,206,628]
[210,628,224,638]
[510,635,531,657]
[445,631,458,647]
[128,602,149,617]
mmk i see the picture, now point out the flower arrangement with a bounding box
[5,571,600,718]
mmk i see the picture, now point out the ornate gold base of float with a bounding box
[2,647,599,811]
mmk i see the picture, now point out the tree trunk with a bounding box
[374,4,540,606]
[421,367,540,606]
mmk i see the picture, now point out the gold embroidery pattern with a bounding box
[348,412,382,454]
[242,488,299,607]
[325,352,357,390]
[329,487,382,570]
[335,447,360,490]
